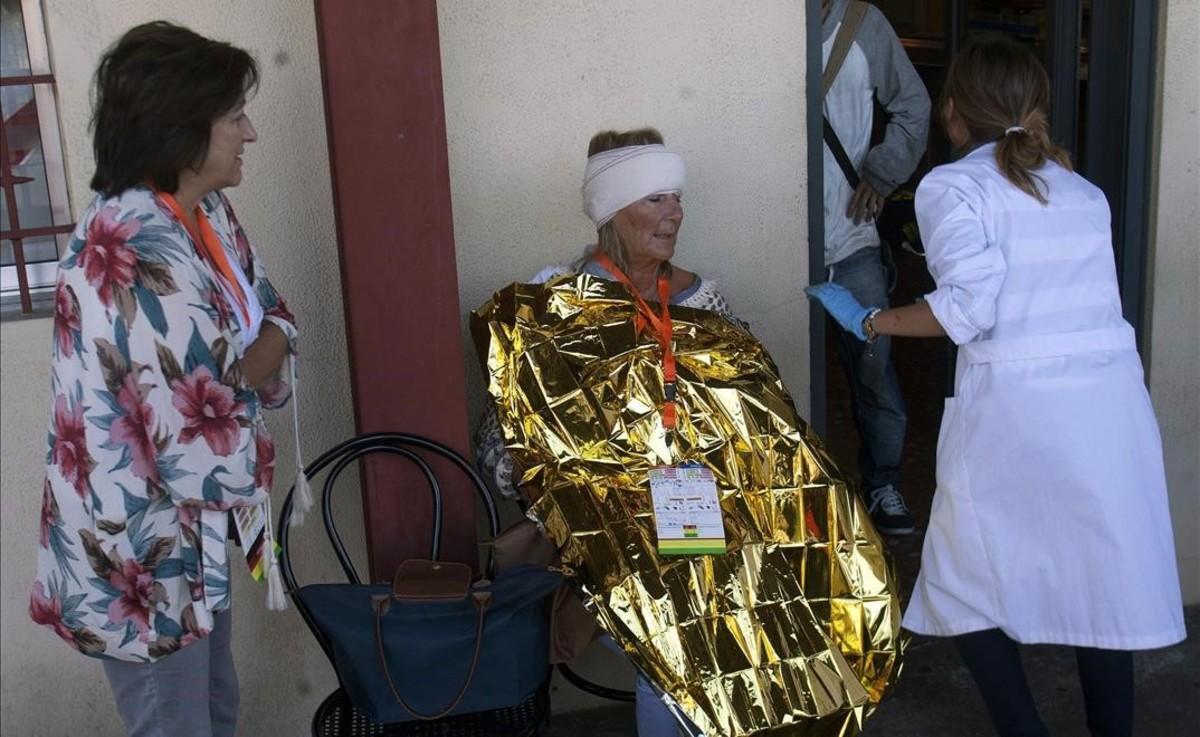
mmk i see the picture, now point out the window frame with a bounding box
[1,0,73,316]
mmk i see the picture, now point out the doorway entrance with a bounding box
[809,0,1159,589]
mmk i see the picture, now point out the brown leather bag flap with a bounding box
[491,519,600,664]
[491,518,558,571]
[549,584,600,664]
[391,559,472,602]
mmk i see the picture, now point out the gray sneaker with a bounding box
[867,484,915,536]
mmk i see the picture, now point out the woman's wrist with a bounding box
[861,308,883,342]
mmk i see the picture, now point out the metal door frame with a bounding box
[806,0,826,436]
[1083,0,1158,343]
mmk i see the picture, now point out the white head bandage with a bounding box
[582,144,686,228]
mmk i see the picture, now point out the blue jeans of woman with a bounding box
[827,246,907,494]
[102,607,238,737]
[602,635,696,735]
[636,671,686,736]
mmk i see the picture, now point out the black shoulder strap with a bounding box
[823,116,861,189]
[822,2,869,189]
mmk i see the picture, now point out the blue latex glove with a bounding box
[804,282,875,341]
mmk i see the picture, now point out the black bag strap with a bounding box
[279,433,503,591]
[822,1,869,189]
[823,116,862,189]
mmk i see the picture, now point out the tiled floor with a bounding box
[545,607,1199,736]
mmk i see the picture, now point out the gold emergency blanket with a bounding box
[471,274,904,736]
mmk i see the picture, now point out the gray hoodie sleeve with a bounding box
[857,4,931,197]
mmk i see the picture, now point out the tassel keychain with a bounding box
[263,499,288,611]
[288,353,314,525]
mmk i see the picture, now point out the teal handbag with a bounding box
[278,433,563,725]
[296,561,562,723]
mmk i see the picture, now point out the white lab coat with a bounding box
[903,143,1186,649]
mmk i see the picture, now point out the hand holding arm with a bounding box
[239,321,290,392]
[215,191,299,406]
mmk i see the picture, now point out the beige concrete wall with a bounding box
[438,0,812,430]
[1149,0,1200,605]
[1,2,356,735]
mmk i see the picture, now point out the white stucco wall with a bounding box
[1,2,355,735]
[1149,0,1200,605]
[438,0,812,430]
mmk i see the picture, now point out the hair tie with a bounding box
[1004,126,1027,136]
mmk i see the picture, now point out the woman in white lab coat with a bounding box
[807,38,1185,737]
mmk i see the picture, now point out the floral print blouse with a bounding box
[31,186,298,662]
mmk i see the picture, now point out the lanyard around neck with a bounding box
[156,192,250,324]
[592,252,678,438]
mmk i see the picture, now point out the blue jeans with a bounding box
[601,635,696,736]
[636,672,687,736]
[827,246,907,494]
[102,608,238,737]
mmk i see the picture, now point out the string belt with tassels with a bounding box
[262,352,313,611]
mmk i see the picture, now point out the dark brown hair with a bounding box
[89,21,259,197]
[588,127,667,273]
[943,37,1072,204]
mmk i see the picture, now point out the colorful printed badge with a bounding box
[649,465,727,556]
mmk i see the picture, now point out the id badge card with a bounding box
[649,465,726,556]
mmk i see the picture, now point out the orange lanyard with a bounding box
[156,192,250,324]
[593,253,678,436]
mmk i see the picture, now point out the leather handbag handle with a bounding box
[371,589,494,721]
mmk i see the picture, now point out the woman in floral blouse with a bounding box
[30,22,297,737]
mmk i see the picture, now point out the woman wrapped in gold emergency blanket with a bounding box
[471,271,905,737]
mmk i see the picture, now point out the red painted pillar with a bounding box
[313,0,474,579]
